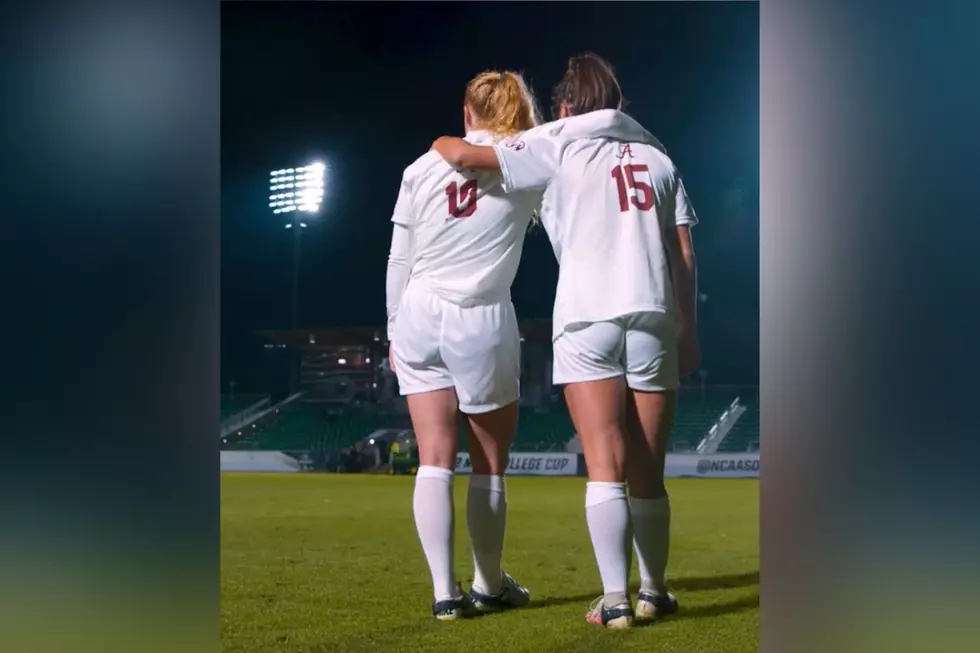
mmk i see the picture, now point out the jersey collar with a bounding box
[464,130,494,145]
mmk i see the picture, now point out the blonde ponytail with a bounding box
[464,70,541,138]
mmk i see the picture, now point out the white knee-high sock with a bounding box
[413,465,457,602]
[630,495,671,594]
[585,481,631,606]
[466,474,507,595]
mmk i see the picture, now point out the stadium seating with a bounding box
[717,401,760,452]
[223,390,758,455]
[220,394,268,421]
[456,394,738,453]
[456,407,575,453]
[666,390,739,451]
[221,401,247,420]
[514,408,576,451]
[225,403,411,453]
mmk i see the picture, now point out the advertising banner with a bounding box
[664,453,759,478]
[455,452,577,476]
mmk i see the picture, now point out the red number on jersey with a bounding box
[445,179,478,218]
[611,164,654,212]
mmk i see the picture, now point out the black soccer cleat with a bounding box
[432,584,475,621]
[467,571,530,613]
[635,590,678,621]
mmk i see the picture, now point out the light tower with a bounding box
[269,161,326,392]
[268,162,326,329]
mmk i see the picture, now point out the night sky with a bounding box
[221,1,759,392]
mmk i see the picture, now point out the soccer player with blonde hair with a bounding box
[384,70,540,620]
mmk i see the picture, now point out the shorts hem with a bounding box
[458,395,519,415]
[551,370,624,387]
[399,381,456,397]
[626,379,679,393]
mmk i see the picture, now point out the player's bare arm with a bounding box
[663,224,701,376]
[664,225,697,329]
[431,137,501,171]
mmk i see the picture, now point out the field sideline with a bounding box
[221,474,758,653]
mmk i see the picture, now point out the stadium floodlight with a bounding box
[269,161,326,217]
[269,160,328,391]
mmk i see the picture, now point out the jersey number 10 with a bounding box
[445,180,477,218]
[611,164,653,212]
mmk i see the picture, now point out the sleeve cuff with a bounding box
[491,143,516,192]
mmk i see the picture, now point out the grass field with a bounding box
[221,474,758,653]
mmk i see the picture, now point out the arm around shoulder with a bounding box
[430,136,500,172]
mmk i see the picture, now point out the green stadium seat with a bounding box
[717,402,759,452]
[221,394,269,422]
[223,403,412,454]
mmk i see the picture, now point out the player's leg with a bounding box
[554,320,634,629]
[443,300,528,611]
[406,389,467,619]
[623,311,680,620]
[462,405,530,611]
[392,288,470,620]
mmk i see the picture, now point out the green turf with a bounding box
[221,474,758,653]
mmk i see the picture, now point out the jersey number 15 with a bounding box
[446,180,477,218]
[611,164,653,212]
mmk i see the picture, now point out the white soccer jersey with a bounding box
[386,130,541,338]
[492,110,697,340]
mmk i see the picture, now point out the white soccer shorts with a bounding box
[391,284,521,414]
[552,311,679,392]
